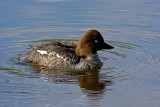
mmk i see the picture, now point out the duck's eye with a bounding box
[95,40,98,43]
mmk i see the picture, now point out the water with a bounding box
[0,0,160,107]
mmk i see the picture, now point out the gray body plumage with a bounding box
[26,41,102,69]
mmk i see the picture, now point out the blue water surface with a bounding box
[0,0,160,107]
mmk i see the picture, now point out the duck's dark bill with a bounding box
[102,42,114,49]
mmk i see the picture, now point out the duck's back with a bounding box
[26,41,79,68]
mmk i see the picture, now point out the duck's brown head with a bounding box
[75,30,114,56]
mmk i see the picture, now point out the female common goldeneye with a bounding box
[26,30,114,69]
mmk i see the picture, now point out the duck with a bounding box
[26,30,114,69]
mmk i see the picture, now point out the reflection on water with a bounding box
[28,63,112,102]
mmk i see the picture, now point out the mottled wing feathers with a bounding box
[26,41,79,68]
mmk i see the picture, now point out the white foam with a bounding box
[37,50,47,55]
